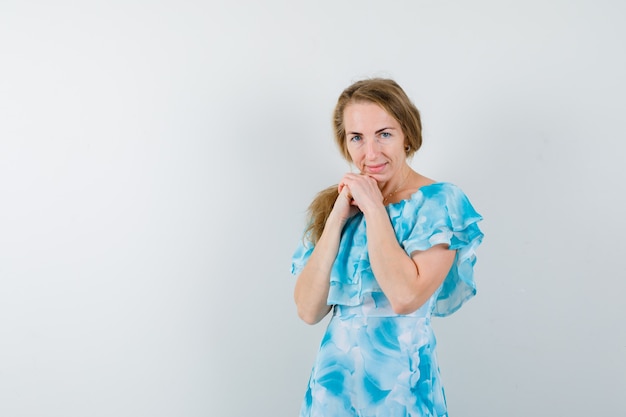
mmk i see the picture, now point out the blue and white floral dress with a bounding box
[291,183,484,417]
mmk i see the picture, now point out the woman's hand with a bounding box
[329,183,361,224]
[338,173,384,214]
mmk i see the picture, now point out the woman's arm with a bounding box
[363,205,455,314]
[340,173,456,315]
[293,188,354,325]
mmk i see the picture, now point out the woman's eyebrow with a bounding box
[347,127,396,135]
[375,127,395,134]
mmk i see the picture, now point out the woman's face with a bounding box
[344,101,407,184]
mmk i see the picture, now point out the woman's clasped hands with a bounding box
[336,173,385,218]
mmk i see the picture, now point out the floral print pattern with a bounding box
[291,183,483,416]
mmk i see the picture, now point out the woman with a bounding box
[291,78,484,416]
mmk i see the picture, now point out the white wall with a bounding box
[1,1,624,416]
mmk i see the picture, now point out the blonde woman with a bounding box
[291,78,484,416]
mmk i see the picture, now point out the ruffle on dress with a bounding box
[291,182,483,317]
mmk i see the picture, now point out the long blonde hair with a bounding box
[305,78,423,244]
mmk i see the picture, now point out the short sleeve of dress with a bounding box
[400,183,484,317]
[291,232,314,276]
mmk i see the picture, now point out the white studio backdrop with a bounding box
[1,1,624,416]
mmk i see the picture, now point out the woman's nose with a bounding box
[365,138,381,157]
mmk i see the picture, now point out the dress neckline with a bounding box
[385,181,448,207]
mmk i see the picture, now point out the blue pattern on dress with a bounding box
[291,182,483,416]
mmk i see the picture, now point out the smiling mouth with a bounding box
[365,163,387,173]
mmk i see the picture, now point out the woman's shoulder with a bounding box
[399,180,466,205]
[392,180,481,224]
[418,181,465,199]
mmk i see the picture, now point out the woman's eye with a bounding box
[380,132,391,138]
[350,135,362,142]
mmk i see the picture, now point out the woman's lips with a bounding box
[365,163,387,174]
